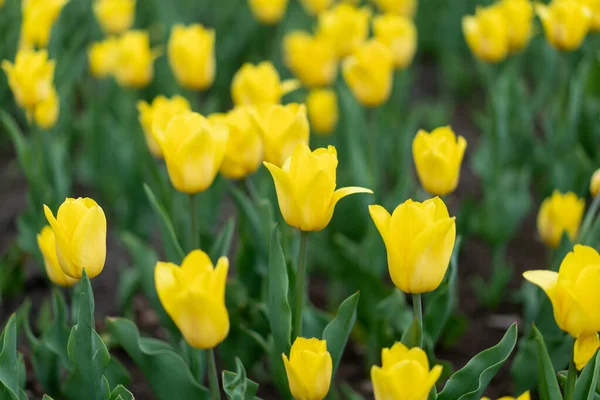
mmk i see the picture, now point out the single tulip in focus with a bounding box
[462,5,510,63]
[231,62,299,106]
[20,0,68,49]
[248,0,288,24]
[43,198,107,279]
[371,0,417,17]
[37,226,78,287]
[2,49,55,111]
[537,190,584,248]
[342,40,394,107]
[373,14,418,69]
[137,95,191,158]
[306,88,338,136]
[370,197,456,294]
[524,245,600,369]
[316,4,371,58]
[536,0,592,51]
[93,0,136,34]
[413,126,467,196]
[153,111,228,194]
[371,342,442,400]
[299,0,334,15]
[283,31,338,88]
[155,250,229,349]
[34,88,59,129]
[499,0,534,52]
[590,168,600,197]
[481,391,531,400]
[282,338,332,400]
[168,24,215,90]
[113,30,158,88]
[88,37,119,78]
[264,143,372,232]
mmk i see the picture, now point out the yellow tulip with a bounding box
[462,5,510,63]
[231,61,299,106]
[113,30,158,88]
[370,197,456,294]
[590,169,600,197]
[248,0,288,24]
[20,0,68,49]
[536,0,592,51]
[1,49,55,111]
[524,245,600,369]
[43,198,107,279]
[316,4,371,58]
[155,250,229,349]
[37,226,78,287]
[373,14,418,69]
[578,0,600,31]
[371,0,417,17]
[34,88,59,130]
[264,143,373,232]
[371,342,442,400]
[250,103,309,167]
[168,24,215,91]
[137,95,191,158]
[88,37,120,78]
[153,111,228,194]
[412,126,467,196]
[299,0,334,15]
[0,0,4,7]
[283,31,337,88]
[282,337,332,400]
[537,190,585,248]
[481,391,531,400]
[93,0,136,35]
[499,0,534,52]
[342,40,394,107]
[306,88,338,136]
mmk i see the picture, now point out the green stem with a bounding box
[207,348,220,400]
[244,177,260,203]
[367,107,378,194]
[564,360,576,400]
[190,194,199,250]
[413,293,423,348]
[293,231,309,339]
[579,194,600,243]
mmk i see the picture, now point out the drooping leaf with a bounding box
[322,291,359,377]
[267,225,292,357]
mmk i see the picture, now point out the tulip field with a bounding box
[1,0,600,398]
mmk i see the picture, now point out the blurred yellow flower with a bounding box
[371,0,417,17]
[342,39,394,107]
[537,190,584,248]
[370,197,456,294]
[113,30,158,88]
[34,88,59,130]
[283,31,337,88]
[536,0,592,51]
[499,0,534,52]
[299,0,334,15]
[2,49,55,111]
[137,95,191,158]
[168,24,215,91]
[155,250,229,349]
[20,0,68,49]
[282,337,332,400]
[264,143,372,232]
[481,391,531,400]
[590,169,600,197]
[37,226,78,287]
[0,0,4,7]
[463,5,510,63]
[94,0,136,35]
[579,0,600,31]
[306,88,338,136]
[413,126,467,196]
[231,61,299,106]
[43,197,107,279]
[248,0,288,24]
[373,14,417,69]
[371,342,442,400]
[316,4,371,58]
[88,37,119,78]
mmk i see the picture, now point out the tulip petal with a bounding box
[523,270,558,291]
[281,79,300,96]
[264,161,302,229]
[371,365,399,400]
[299,350,333,400]
[44,204,77,278]
[154,261,180,315]
[369,205,392,248]
[180,249,214,283]
[56,198,90,240]
[213,257,229,301]
[297,170,336,231]
[331,186,373,207]
[70,205,107,279]
[425,365,443,395]
[574,333,599,371]
[559,245,600,283]
[283,354,311,400]
[574,265,600,332]
[173,291,229,349]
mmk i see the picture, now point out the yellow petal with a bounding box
[37,226,77,287]
[154,261,180,314]
[330,186,373,208]
[574,333,599,370]
[43,204,76,278]
[283,354,311,400]
[281,79,301,96]
[56,198,90,240]
[558,244,600,283]
[297,170,336,231]
[70,205,107,278]
[574,265,600,332]
[264,161,302,230]
[299,349,332,399]
[369,205,392,248]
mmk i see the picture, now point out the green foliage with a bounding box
[222,358,261,400]
[322,291,359,377]
[533,324,563,400]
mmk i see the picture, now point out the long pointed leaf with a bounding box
[144,183,185,263]
[322,291,359,377]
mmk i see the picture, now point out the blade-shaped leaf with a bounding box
[229,184,268,257]
[144,183,185,263]
[401,318,422,349]
[210,217,236,263]
[323,291,359,377]
[222,358,260,400]
[0,314,23,400]
[533,324,563,400]
[267,225,292,356]
[109,384,135,400]
[575,350,600,400]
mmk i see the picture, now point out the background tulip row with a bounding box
[0,0,599,399]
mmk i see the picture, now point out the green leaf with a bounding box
[0,111,31,183]
[210,217,236,263]
[0,314,24,400]
[341,383,366,400]
[437,323,518,400]
[229,184,268,257]
[267,225,292,356]
[401,318,422,349]
[222,358,260,400]
[575,351,600,400]
[533,324,563,400]
[322,291,359,377]
[144,183,185,263]
[42,395,54,400]
[104,357,131,389]
[117,267,141,315]
[109,385,135,400]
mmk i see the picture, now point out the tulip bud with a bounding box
[232,62,299,107]
[137,95,191,158]
[371,343,442,400]
[282,337,332,400]
[481,391,531,400]
[248,0,288,24]
[2,49,55,111]
[168,24,215,91]
[155,250,229,349]
[93,0,136,35]
[43,198,107,279]
[299,0,334,15]
[590,169,600,197]
[264,143,372,231]
[306,88,338,136]
[463,5,510,63]
[34,88,59,130]
[316,4,371,58]
[371,0,417,17]
[370,197,456,294]
[499,0,534,53]
[342,40,394,107]
[373,14,418,69]
[113,30,158,88]
[88,37,119,78]
[283,31,338,88]
[37,226,78,287]
[20,0,68,49]
[537,190,584,248]
[412,126,467,196]
[536,0,592,51]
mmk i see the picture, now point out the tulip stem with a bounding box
[580,194,600,244]
[190,194,199,250]
[207,348,221,400]
[413,293,423,348]
[564,360,576,400]
[293,231,309,339]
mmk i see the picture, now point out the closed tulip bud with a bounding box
[137,95,190,158]
[155,250,229,349]
[43,198,107,279]
[2,49,55,111]
[590,169,600,197]
[282,337,332,400]
[37,226,78,287]
[371,0,417,17]
[168,24,215,91]
[373,14,417,69]
[20,0,68,49]
[536,1,592,51]
[88,37,119,78]
[154,111,228,194]
[299,0,334,15]
[412,126,467,196]
[248,0,288,24]
[463,6,510,63]
[580,0,600,31]
[342,40,394,107]
[316,4,371,58]
[499,0,534,52]
[93,0,136,35]
[481,391,531,400]
[250,103,309,166]
[306,88,338,136]
[537,190,584,248]
[283,31,338,88]
[370,197,456,294]
[264,143,373,231]
[34,88,59,130]
[371,343,442,400]
[232,62,299,106]
[113,30,158,88]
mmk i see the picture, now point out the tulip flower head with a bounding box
[231,61,299,106]
[481,391,531,400]
[282,337,332,400]
[94,0,136,35]
[248,0,288,24]
[299,0,334,15]
[113,30,158,88]
[37,226,78,287]
[155,250,229,349]
[20,0,68,49]
[168,24,215,90]
[373,14,418,69]
[43,198,107,279]
[537,190,585,248]
[283,31,338,88]
[371,0,417,17]
[590,168,600,197]
[316,4,371,58]
[462,5,510,63]
[370,197,456,294]
[306,88,338,136]
[499,0,534,53]
[536,0,592,51]
[88,37,120,78]
[34,88,59,130]
[371,342,442,400]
